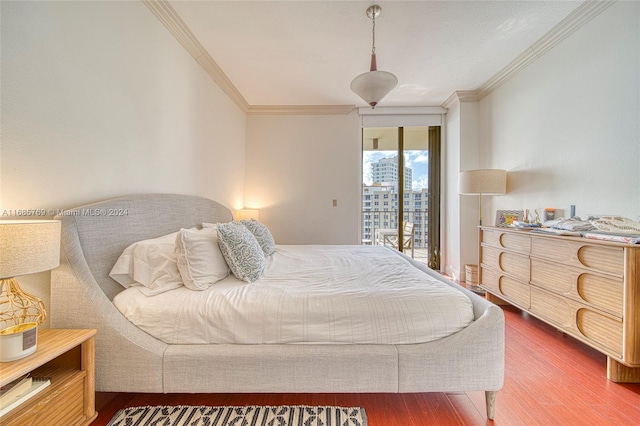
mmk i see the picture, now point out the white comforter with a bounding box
[113,245,474,345]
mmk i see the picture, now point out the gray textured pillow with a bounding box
[241,219,276,256]
[217,222,266,282]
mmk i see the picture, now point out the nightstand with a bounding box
[0,329,97,425]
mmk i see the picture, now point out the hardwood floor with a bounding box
[93,306,640,425]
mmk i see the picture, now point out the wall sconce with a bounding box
[234,209,260,222]
[0,220,61,361]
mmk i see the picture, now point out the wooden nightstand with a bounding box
[0,329,97,425]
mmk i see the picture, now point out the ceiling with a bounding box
[169,1,585,108]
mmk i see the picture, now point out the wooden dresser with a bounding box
[479,226,640,382]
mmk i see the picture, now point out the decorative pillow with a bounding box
[216,222,266,283]
[109,231,184,296]
[240,219,276,256]
[175,227,229,290]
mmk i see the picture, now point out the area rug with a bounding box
[107,404,367,426]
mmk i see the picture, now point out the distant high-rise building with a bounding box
[370,156,412,191]
[361,185,429,249]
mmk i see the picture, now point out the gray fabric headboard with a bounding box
[55,194,233,300]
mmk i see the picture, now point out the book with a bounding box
[0,374,32,407]
[0,377,51,417]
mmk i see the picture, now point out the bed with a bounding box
[50,194,504,419]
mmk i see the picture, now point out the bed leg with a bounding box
[485,390,497,420]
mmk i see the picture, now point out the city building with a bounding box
[370,156,412,191]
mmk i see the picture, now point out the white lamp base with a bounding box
[0,322,38,361]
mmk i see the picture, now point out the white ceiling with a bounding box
[169,0,585,107]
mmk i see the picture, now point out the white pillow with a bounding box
[217,222,266,283]
[240,219,275,256]
[109,231,184,296]
[175,227,229,290]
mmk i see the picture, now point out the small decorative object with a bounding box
[544,208,556,221]
[495,210,524,227]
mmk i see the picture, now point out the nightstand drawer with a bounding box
[2,369,86,426]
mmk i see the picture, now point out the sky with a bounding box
[363,150,429,190]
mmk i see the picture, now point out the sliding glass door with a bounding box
[362,126,440,269]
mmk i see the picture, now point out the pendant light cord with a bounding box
[371,12,376,56]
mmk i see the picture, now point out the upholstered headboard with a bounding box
[55,193,233,300]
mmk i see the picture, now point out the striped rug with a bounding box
[107,404,367,426]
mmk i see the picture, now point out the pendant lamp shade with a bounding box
[351,69,398,109]
[351,5,397,108]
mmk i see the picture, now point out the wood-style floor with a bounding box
[93,305,640,425]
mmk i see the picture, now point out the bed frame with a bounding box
[50,194,504,419]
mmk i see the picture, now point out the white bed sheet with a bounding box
[113,245,474,345]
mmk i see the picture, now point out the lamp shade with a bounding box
[458,169,507,195]
[0,220,61,279]
[234,209,260,222]
[350,69,398,108]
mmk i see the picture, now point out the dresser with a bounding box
[479,226,640,382]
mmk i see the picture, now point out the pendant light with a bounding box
[350,5,398,109]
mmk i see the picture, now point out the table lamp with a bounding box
[234,209,260,222]
[0,220,61,361]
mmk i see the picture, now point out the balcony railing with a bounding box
[361,209,429,264]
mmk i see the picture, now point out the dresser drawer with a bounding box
[530,287,623,359]
[482,229,530,254]
[531,236,624,276]
[481,267,530,309]
[482,246,529,281]
[530,258,623,317]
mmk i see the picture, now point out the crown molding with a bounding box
[441,91,479,110]
[358,106,447,116]
[475,0,615,100]
[247,105,357,115]
[144,0,614,116]
[142,0,250,113]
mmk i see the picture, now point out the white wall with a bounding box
[478,1,639,221]
[245,113,361,244]
[448,1,640,276]
[1,1,247,323]
[444,99,484,280]
[443,102,462,279]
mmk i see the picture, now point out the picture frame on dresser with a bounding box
[495,210,523,227]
